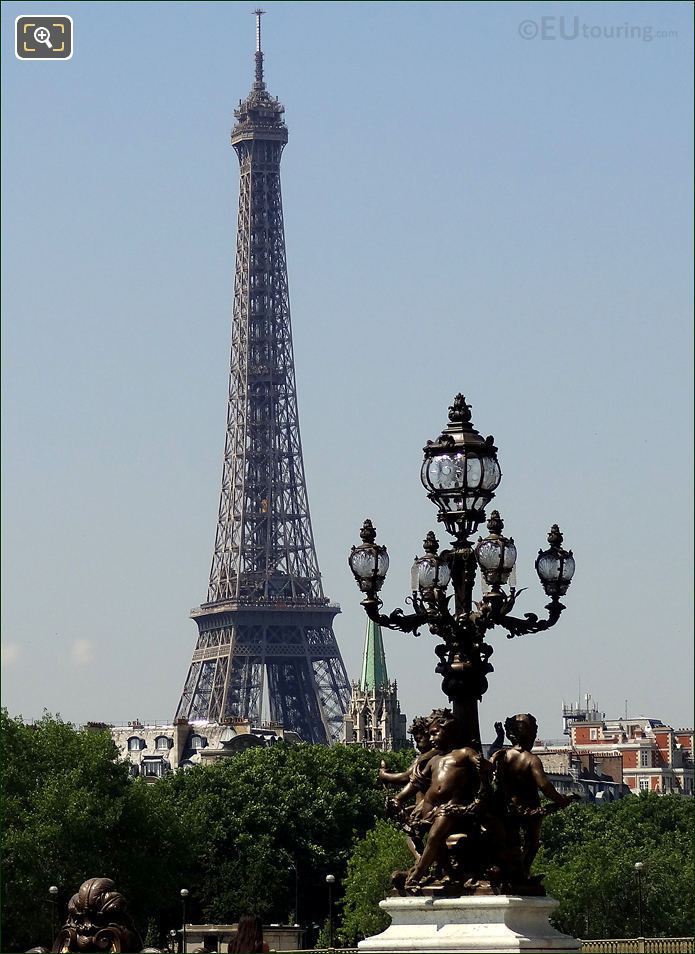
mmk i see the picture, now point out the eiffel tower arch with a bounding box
[175,13,351,743]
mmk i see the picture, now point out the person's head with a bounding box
[504,713,538,749]
[229,914,264,954]
[410,716,432,753]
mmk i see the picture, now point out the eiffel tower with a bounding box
[175,12,351,743]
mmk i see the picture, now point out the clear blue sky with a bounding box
[2,1,693,741]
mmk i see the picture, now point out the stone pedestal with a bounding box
[357,895,580,953]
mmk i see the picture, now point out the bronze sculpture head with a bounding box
[427,708,466,752]
[51,878,143,953]
[409,716,433,752]
[504,713,539,750]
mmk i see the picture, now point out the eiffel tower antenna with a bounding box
[175,13,351,742]
[253,9,265,87]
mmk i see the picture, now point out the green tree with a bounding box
[1,710,189,952]
[143,917,159,949]
[152,743,412,929]
[2,710,130,951]
[1,715,413,949]
[339,820,412,945]
[535,794,694,939]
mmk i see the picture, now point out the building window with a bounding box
[639,777,650,791]
[589,728,598,740]
[190,735,205,750]
[155,736,170,750]
[127,737,143,752]
[142,760,164,778]
[640,750,650,767]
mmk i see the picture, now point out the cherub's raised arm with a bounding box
[531,755,571,805]
[487,721,506,757]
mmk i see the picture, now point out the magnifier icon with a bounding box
[34,26,53,48]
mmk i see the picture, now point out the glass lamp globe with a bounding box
[535,525,575,597]
[475,511,517,586]
[349,519,389,593]
[410,531,451,598]
[421,395,501,537]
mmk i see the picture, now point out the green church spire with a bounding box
[359,618,389,691]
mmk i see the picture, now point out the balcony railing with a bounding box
[580,939,694,954]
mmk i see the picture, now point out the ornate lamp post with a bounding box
[48,885,59,944]
[634,862,645,937]
[325,874,336,948]
[180,888,189,953]
[349,394,575,752]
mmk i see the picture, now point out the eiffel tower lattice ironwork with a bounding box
[175,12,351,743]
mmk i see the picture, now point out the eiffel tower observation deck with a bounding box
[175,12,351,743]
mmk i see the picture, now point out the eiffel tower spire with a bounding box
[253,8,265,89]
[175,14,351,743]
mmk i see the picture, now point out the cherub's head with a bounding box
[504,713,538,749]
[428,708,465,751]
[410,716,433,753]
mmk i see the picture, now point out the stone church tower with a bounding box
[342,619,408,751]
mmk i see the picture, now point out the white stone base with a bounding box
[357,895,580,953]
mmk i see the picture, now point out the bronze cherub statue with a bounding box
[380,712,577,896]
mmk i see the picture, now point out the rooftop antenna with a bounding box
[254,9,266,89]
